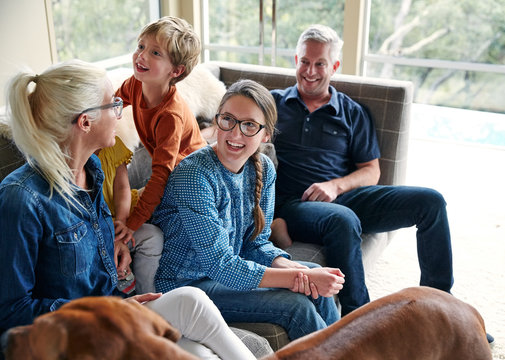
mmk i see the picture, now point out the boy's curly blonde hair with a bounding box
[138,16,201,85]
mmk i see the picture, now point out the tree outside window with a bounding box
[51,0,158,68]
[367,0,505,114]
[205,0,345,68]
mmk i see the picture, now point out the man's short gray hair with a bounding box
[296,24,344,63]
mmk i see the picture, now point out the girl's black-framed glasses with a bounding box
[215,113,265,137]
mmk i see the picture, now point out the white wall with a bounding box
[0,0,54,107]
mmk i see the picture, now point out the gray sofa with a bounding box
[0,61,413,355]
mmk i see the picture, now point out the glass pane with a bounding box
[368,0,505,63]
[367,0,505,113]
[412,104,505,147]
[273,0,345,67]
[51,0,159,67]
[206,0,345,67]
[207,1,259,47]
[367,64,505,113]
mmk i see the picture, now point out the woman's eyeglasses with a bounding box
[215,113,265,137]
[73,97,123,124]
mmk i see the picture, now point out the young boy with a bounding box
[115,16,207,239]
[97,135,164,296]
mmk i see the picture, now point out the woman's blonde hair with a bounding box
[7,59,107,203]
[138,16,201,86]
[217,79,277,241]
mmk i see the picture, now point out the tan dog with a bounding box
[4,287,492,360]
[4,296,197,360]
[263,286,492,360]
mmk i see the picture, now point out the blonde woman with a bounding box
[153,79,345,341]
[0,60,255,360]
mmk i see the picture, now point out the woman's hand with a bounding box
[114,219,136,247]
[124,292,162,305]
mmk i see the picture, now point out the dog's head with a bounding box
[4,296,198,360]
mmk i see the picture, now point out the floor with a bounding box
[366,108,505,358]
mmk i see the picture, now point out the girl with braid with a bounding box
[152,79,345,341]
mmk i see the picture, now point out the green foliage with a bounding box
[51,0,152,63]
[368,0,505,112]
[207,0,345,65]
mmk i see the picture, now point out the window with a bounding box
[365,0,505,114]
[202,0,345,68]
[51,0,160,69]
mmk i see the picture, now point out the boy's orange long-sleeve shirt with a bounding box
[116,76,207,231]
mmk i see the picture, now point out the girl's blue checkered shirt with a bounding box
[152,146,289,293]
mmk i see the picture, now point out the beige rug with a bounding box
[366,137,505,359]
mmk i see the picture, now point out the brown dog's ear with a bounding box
[30,316,68,360]
[4,325,32,360]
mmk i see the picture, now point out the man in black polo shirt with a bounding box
[271,24,454,318]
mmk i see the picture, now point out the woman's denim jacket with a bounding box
[0,155,118,333]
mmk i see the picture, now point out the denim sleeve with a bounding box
[241,156,290,265]
[0,184,70,331]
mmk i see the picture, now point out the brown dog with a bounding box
[263,286,492,360]
[4,287,492,360]
[3,296,198,360]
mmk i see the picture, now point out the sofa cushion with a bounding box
[230,323,289,352]
[0,135,24,183]
[230,326,274,357]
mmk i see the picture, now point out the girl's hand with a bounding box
[290,272,321,299]
[304,267,345,298]
[114,220,136,247]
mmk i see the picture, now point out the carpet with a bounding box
[366,136,505,359]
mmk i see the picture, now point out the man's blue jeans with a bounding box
[189,262,340,341]
[275,185,454,316]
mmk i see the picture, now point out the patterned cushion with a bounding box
[0,135,24,183]
[230,323,289,352]
[230,326,275,357]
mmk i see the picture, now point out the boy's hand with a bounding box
[114,219,136,247]
[114,241,132,277]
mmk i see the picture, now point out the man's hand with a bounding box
[301,160,381,203]
[301,180,339,202]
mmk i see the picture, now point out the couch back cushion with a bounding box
[204,61,413,186]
